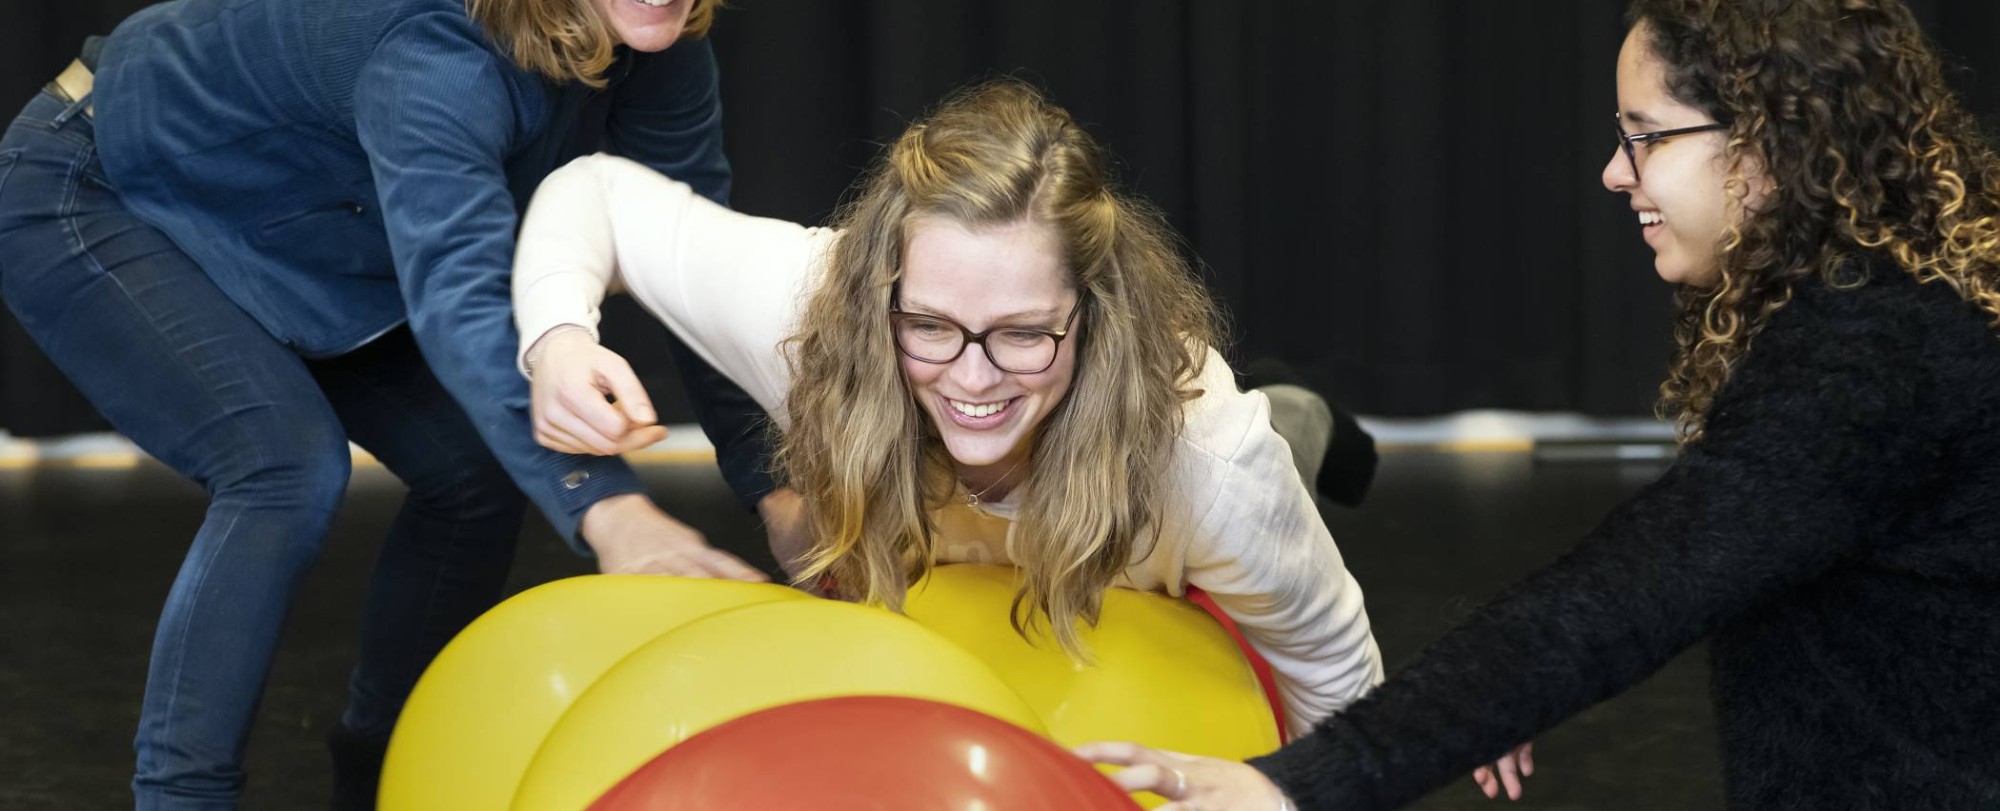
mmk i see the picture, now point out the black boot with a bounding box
[1318,405,1377,506]
[327,724,389,811]
[1239,358,1377,507]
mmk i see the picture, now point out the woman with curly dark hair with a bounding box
[1078,0,2000,808]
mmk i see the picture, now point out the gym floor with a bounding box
[0,449,1719,810]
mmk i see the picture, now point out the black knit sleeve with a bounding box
[1250,277,1942,810]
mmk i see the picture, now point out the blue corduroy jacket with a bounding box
[90,0,767,544]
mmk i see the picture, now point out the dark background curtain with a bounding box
[7,0,2000,436]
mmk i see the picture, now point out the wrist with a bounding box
[580,493,653,552]
[524,324,597,379]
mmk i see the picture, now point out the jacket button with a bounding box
[347,202,365,215]
[562,470,591,489]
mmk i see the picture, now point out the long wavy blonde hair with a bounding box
[465,0,721,88]
[777,81,1221,656]
[1630,0,2000,440]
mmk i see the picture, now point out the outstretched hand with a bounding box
[1074,742,1297,811]
[581,494,768,582]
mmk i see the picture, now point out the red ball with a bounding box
[588,695,1143,811]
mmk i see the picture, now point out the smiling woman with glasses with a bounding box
[511,80,1385,741]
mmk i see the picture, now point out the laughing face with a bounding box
[590,0,693,52]
[1603,21,1763,287]
[895,216,1081,494]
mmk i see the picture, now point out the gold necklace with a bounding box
[963,459,1026,507]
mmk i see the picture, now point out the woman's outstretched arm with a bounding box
[513,152,836,418]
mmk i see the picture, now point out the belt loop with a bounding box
[53,91,93,127]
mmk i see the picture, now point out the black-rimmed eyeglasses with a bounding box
[890,297,1086,375]
[1614,113,1729,182]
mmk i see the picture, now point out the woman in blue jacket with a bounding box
[0,0,776,807]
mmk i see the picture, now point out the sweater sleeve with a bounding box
[514,153,825,422]
[1180,352,1385,739]
[1250,283,1939,810]
[603,39,776,511]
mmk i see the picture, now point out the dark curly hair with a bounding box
[1628,0,2000,440]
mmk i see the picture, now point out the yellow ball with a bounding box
[508,598,1044,811]
[903,565,1280,759]
[379,575,808,811]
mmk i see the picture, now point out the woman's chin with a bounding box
[619,28,683,52]
[938,431,1023,471]
[943,444,1013,470]
[1655,257,1722,288]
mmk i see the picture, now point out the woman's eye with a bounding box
[998,330,1047,347]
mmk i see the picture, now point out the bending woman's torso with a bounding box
[89,0,725,357]
[513,153,1387,735]
[89,0,538,354]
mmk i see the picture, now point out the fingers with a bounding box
[541,396,668,455]
[597,550,673,576]
[610,424,669,454]
[603,547,771,583]
[534,426,594,455]
[601,549,714,578]
[557,384,640,449]
[698,546,771,583]
[567,356,653,440]
[1082,745,1292,811]
[532,350,661,456]
[1105,762,1179,797]
[1073,743,1187,799]
[545,408,629,456]
[1072,741,1152,768]
[597,358,657,425]
[535,420,664,456]
[1497,752,1523,800]
[1472,743,1534,801]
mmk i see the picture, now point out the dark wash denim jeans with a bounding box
[0,89,526,810]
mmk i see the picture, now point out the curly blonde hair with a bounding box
[777,81,1221,656]
[1630,0,2000,440]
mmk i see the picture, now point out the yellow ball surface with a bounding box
[379,575,808,811]
[508,598,1044,811]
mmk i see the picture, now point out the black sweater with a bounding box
[1253,259,2000,810]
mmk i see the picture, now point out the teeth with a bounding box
[635,0,670,5]
[1639,211,1664,226]
[950,399,1008,418]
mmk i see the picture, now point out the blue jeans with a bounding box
[0,90,527,809]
